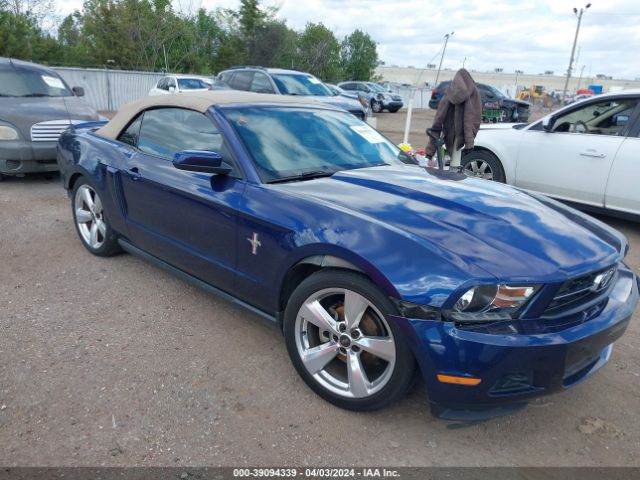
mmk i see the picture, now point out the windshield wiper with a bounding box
[268,170,336,184]
[21,93,54,97]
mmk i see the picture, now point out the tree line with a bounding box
[0,0,379,82]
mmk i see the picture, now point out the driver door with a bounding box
[515,97,638,207]
[115,107,246,293]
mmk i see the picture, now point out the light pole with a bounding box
[434,32,454,86]
[514,69,523,98]
[561,3,591,104]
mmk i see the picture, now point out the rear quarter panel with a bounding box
[57,128,129,235]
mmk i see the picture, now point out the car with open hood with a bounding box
[56,91,638,420]
[430,81,530,122]
[0,57,99,177]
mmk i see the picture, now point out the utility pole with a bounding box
[514,70,524,97]
[561,3,591,104]
[576,64,586,91]
[434,32,454,86]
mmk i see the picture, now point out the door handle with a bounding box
[127,167,141,180]
[580,150,606,158]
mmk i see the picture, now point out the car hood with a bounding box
[479,122,527,130]
[0,96,98,137]
[276,165,624,281]
[501,97,532,108]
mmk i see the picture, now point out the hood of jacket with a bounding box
[446,69,477,105]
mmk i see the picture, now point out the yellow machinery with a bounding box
[517,85,554,108]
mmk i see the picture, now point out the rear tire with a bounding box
[284,269,415,411]
[71,178,121,257]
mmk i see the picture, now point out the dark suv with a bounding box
[217,67,367,120]
[429,81,530,122]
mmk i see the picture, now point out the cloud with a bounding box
[54,0,640,79]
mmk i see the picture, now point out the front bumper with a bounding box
[382,100,403,109]
[0,140,58,174]
[393,265,638,420]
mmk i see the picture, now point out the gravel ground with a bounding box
[1,113,639,467]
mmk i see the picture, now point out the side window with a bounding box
[230,71,254,91]
[218,71,232,85]
[156,78,166,90]
[341,83,354,91]
[552,99,640,136]
[250,72,275,93]
[117,114,143,147]
[137,108,223,160]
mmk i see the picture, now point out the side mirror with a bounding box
[173,150,232,175]
[72,86,85,97]
[168,86,176,92]
[541,116,554,132]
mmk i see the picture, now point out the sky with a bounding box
[54,0,640,80]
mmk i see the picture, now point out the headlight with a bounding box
[0,125,19,140]
[453,284,539,313]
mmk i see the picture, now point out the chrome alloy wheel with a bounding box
[462,159,494,180]
[74,184,106,250]
[294,288,396,399]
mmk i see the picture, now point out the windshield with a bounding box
[223,106,402,183]
[0,63,73,97]
[485,85,506,98]
[177,78,210,90]
[271,74,332,96]
[367,83,386,93]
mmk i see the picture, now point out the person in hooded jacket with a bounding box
[425,69,482,170]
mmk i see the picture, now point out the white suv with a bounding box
[148,75,212,96]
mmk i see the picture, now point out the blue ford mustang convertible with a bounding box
[57,91,639,420]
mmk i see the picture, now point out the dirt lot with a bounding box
[1,112,639,467]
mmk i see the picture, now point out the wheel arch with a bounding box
[64,165,93,191]
[277,253,398,331]
[466,145,512,184]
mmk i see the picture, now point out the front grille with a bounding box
[544,265,617,315]
[30,119,81,142]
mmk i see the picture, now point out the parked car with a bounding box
[0,57,99,178]
[463,90,640,219]
[57,91,637,420]
[326,83,370,116]
[148,75,213,96]
[217,67,366,120]
[325,83,357,100]
[430,81,530,122]
[338,81,403,113]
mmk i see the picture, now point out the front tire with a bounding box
[461,150,505,183]
[72,178,120,256]
[370,99,382,114]
[284,270,415,411]
[388,107,400,113]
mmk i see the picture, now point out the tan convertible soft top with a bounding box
[96,91,324,140]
